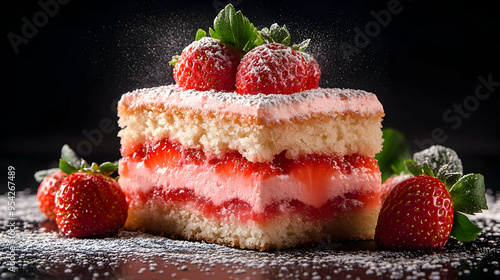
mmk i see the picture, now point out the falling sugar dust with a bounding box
[82,2,388,93]
[1,191,500,279]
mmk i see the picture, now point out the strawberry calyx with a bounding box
[34,144,80,183]
[169,4,313,66]
[379,134,488,243]
[258,23,310,52]
[34,144,118,182]
[57,145,118,179]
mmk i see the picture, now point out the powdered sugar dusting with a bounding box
[1,190,499,279]
[119,84,383,123]
[125,84,374,107]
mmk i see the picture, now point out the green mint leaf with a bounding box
[59,159,78,175]
[291,39,310,52]
[61,144,80,169]
[413,145,463,177]
[449,174,488,215]
[169,55,179,67]
[34,168,60,183]
[375,128,411,182]
[195,29,206,41]
[210,4,259,50]
[450,211,482,242]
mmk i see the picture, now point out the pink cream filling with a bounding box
[119,139,382,223]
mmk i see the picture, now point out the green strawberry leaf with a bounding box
[413,145,463,177]
[209,4,259,51]
[375,128,411,182]
[451,211,483,242]
[404,159,422,176]
[195,29,206,41]
[436,164,462,189]
[61,144,81,169]
[169,55,179,67]
[449,174,488,215]
[34,168,60,183]
[260,24,291,45]
[421,161,435,177]
[59,159,78,175]
[291,39,310,52]
[99,161,119,177]
[80,159,90,169]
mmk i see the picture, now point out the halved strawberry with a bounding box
[213,152,284,180]
[142,140,182,171]
[289,155,339,192]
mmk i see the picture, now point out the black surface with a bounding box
[0,193,500,280]
[1,0,499,193]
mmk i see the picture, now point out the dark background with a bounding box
[1,0,499,194]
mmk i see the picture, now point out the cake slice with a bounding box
[117,85,384,250]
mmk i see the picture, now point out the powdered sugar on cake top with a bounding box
[119,85,383,122]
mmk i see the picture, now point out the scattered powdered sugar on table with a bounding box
[1,190,499,279]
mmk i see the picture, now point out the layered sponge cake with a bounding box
[117,85,384,250]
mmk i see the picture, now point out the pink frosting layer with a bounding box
[119,158,381,213]
[119,85,383,123]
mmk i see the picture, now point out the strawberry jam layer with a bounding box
[119,138,381,215]
[126,187,379,225]
[121,139,379,179]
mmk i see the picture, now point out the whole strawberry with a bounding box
[55,171,127,238]
[169,5,258,91]
[375,175,454,250]
[35,145,127,238]
[375,145,488,250]
[236,43,309,95]
[36,170,66,219]
[301,52,321,90]
[172,37,242,91]
[34,145,78,219]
